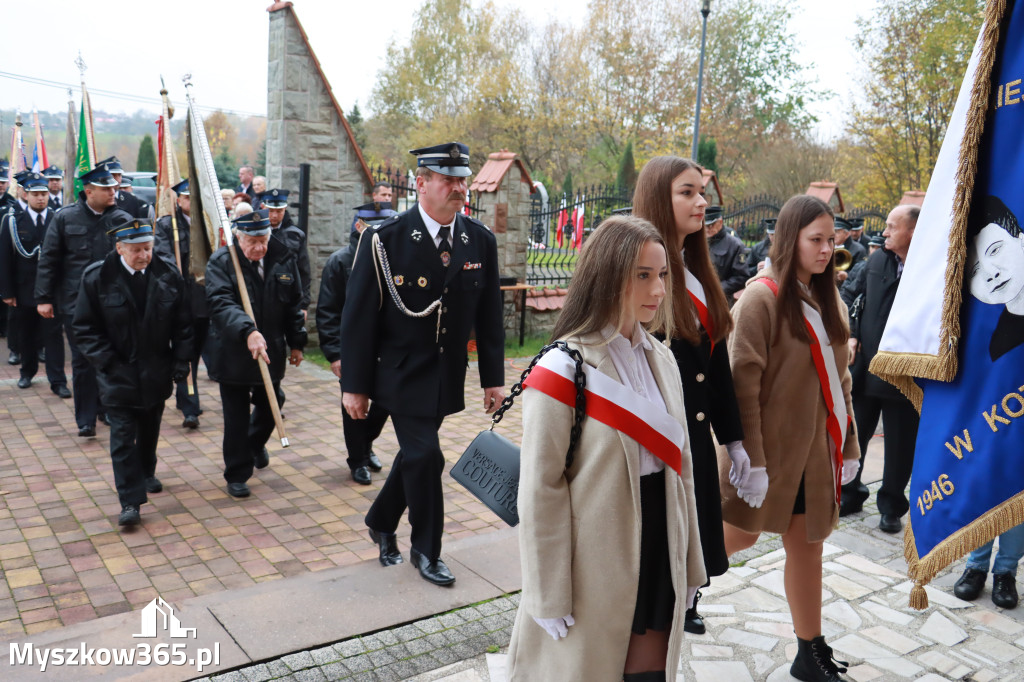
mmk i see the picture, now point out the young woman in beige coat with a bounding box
[722,195,861,682]
[506,216,705,682]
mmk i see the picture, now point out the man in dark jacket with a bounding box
[73,217,193,527]
[205,212,307,499]
[841,204,920,533]
[317,203,395,485]
[154,179,207,430]
[97,157,151,220]
[746,218,775,277]
[342,201,398,276]
[705,206,749,301]
[0,173,68,394]
[341,142,505,586]
[258,189,311,315]
[35,162,125,437]
[43,165,64,211]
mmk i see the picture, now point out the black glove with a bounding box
[171,362,189,384]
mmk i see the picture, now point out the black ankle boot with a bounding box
[623,672,666,682]
[791,635,849,682]
[684,589,705,634]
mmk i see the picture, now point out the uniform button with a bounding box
[696,412,706,422]
[443,307,448,313]
[439,347,445,354]
[441,328,447,334]
[696,373,705,382]
[444,287,449,294]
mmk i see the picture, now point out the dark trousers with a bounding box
[174,317,208,417]
[341,396,389,470]
[841,391,920,516]
[3,304,18,353]
[365,414,445,560]
[107,404,163,507]
[219,381,284,484]
[63,314,100,429]
[14,307,66,386]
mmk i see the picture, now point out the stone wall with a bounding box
[473,168,531,286]
[266,3,373,329]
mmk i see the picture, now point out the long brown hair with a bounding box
[551,215,673,342]
[769,194,849,344]
[632,156,733,344]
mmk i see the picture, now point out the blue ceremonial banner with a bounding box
[871,0,1024,609]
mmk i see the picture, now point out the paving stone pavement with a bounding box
[215,486,1024,682]
[0,337,533,639]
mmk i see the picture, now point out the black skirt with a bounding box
[793,475,807,515]
[631,470,676,634]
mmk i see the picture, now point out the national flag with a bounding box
[869,0,1024,609]
[567,205,577,249]
[72,83,97,198]
[31,110,48,173]
[574,196,586,250]
[556,198,567,247]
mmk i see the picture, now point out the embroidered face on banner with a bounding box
[969,218,1024,309]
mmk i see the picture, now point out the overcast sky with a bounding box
[2,0,867,139]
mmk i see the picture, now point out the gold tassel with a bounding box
[909,584,929,610]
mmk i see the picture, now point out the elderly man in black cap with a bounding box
[73,216,193,527]
[97,156,150,220]
[341,142,505,586]
[258,189,311,317]
[205,212,307,499]
[0,172,69,395]
[746,217,775,277]
[317,202,396,486]
[42,165,64,210]
[705,205,749,301]
[36,162,125,437]
[154,179,207,430]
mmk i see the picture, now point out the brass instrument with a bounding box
[834,246,853,271]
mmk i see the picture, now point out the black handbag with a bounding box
[451,341,588,527]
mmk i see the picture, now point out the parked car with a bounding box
[123,172,158,206]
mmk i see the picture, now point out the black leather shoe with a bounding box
[253,447,269,470]
[52,385,71,399]
[838,497,863,517]
[182,415,200,430]
[78,425,96,438]
[352,466,371,485]
[953,567,986,601]
[118,505,141,527]
[227,482,250,498]
[409,548,455,586]
[367,451,383,472]
[992,572,1019,609]
[98,413,110,426]
[684,589,705,634]
[17,377,31,389]
[878,514,903,534]
[368,528,403,566]
[145,476,163,494]
[8,351,20,365]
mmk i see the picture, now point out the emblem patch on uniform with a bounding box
[440,251,451,267]
[411,229,423,242]
[277,273,293,283]
[460,232,469,244]
[738,253,748,264]
[417,276,428,288]
[394,275,405,286]
[463,262,482,270]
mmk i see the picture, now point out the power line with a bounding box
[0,71,266,118]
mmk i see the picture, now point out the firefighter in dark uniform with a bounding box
[154,179,207,429]
[258,189,311,317]
[3,170,31,365]
[0,172,68,394]
[850,218,871,251]
[317,203,395,485]
[746,218,775,277]
[72,217,193,527]
[835,216,868,265]
[0,161,11,344]
[341,142,505,586]
[205,212,307,499]
[705,205,749,301]
[97,156,151,220]
[35,162,125,437]
[42,165,64,211]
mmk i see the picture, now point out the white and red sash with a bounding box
[523,348,685,475]
[758,279,850,503]
[684,266,714,351]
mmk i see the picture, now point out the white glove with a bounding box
[737,467,769,508]
[725,441,751,489]
[841,459,860,485]
[533,614,575,641]
[686,586,699,610]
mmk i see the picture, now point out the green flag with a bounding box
[72,100,90,198]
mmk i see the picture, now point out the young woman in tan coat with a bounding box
[506,216,705,682]
[722,195,861,682]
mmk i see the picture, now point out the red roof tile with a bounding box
[470,150,536,194]
[805,182,845,214]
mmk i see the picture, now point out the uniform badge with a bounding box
[440,250,451,267]
[393,275,404,286]
[411,229,423,242]
[463,262,482,270]
[460,232,469,244]
[417,276,428,288]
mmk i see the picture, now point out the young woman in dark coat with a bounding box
[632,156,748,634]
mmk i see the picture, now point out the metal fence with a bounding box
[370,164,485,216]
